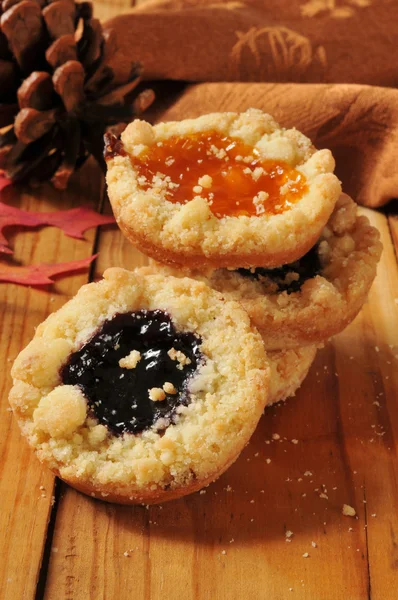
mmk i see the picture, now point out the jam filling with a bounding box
[104,131,308,218]
[61,310,203,435]
[238,244,321,294]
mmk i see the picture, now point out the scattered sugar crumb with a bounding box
[302,553,309,558]
[304,471,312,477]
[266,458,271,464]
[272,433,280,440]
[311,541,317,548]
[319,493,328,500]
[291,439,299,445]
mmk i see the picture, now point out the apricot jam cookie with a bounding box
[267,346,317,406]
[9,269,269,505]
[105,109,341,269]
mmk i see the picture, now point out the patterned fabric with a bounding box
[104,0,398,206]
[104,0,398,86]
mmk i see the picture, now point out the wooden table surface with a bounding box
[1,3,398,600]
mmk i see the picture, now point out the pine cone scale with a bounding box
[42,1,76,39]
[45,33,76,68]
[1,1,45,72]
[17,71,54,109]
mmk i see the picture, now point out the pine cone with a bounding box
[0,1,154,189]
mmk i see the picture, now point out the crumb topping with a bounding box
[168,347,192,369]
[149,388,166,402]
[119,349,141,369]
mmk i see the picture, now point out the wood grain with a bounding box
[40,87,398,600]
[0,162,104,600]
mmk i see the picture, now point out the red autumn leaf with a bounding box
[0,203,115,254]
[0,254,98,286]
[0,174,12,192]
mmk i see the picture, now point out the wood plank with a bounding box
[0,162,104,600]
[43,87,398,599]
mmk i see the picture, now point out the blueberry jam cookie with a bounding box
[105,109,341,269]
[152,194,382,350]
[9,269,270,504]
[267,346,317,405]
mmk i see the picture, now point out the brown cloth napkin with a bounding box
[105,0,398,86]
[104,0,398,206]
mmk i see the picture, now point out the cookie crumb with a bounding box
[149,388,166,402]
[311,541,317,548]
[302,553,309,558]
[252,166,265,182]
[291,439,299,445]
[266,458,271,464]
[119,350,141,369]
[285,530,294,539]
[198,174,213,188]
[342,504,356,517]
[163,381,177,394]
[272,433,280,440]
[168,347,191,368]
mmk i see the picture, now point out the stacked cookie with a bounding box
[9,110,382,505]
[105,109,382,405]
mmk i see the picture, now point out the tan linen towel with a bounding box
[105,0,398,86]
[104,0,398,206]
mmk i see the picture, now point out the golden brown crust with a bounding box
[9,269,270,504]
[106,109,341,269]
